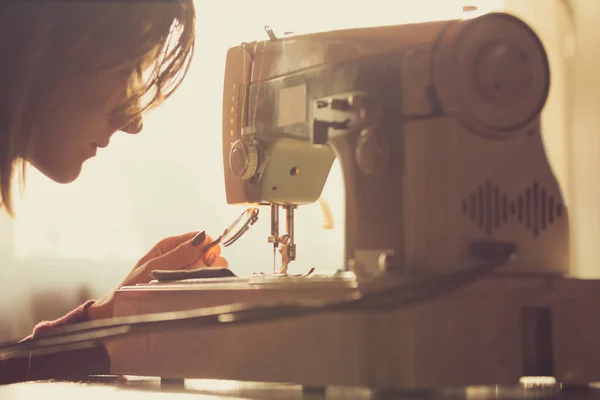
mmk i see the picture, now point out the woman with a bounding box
[0,1,226,383]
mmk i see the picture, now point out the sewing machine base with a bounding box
[108,274,600,390]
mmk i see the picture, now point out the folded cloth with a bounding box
[151,267,237,282]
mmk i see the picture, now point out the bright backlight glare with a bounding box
[8,0,503,270]
[519,376,558,386]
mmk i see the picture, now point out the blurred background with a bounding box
[0,0,598,341]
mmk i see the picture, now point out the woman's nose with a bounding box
[121,115,143,134]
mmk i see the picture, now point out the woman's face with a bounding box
[26,68,143,184]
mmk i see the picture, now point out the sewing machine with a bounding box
[108,11,600,391]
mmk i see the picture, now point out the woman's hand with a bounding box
[87,230,227,320]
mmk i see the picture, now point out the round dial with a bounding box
[229,139,259,180]
[355,127,388,176]
[432,13,550,138]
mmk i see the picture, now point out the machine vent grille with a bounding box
[461,180,564,238]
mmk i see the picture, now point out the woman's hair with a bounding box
[0,1,196,216]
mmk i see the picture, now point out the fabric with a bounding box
[151,267,236,281]
[0,300,110,385]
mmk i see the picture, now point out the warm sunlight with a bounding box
[7,0,569,340]
[8,0,504,269]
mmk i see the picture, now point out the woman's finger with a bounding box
[212,256,228,268]
[157,231,204,254]
[183,256,229,271]
[144,232,218,272]
[136,231,201,267]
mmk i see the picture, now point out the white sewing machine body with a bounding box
[108,12,600,390]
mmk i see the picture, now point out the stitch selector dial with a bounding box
[229,139,259,180]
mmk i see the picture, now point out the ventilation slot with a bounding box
[521,307,554,377]
[461,180,564,238]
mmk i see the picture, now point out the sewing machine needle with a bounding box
[273,244,276,274]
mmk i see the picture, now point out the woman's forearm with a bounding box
[0,300,111,384]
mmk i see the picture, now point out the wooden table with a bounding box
[2,377,600,400]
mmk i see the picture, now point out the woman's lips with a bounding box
[87,144,98,158]
[92,141,109,149]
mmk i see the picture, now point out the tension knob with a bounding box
[355,127,389,176]
[229,139,259,180]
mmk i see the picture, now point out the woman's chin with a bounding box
[36,163,83,184]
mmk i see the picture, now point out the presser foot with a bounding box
[254,267,316,278]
